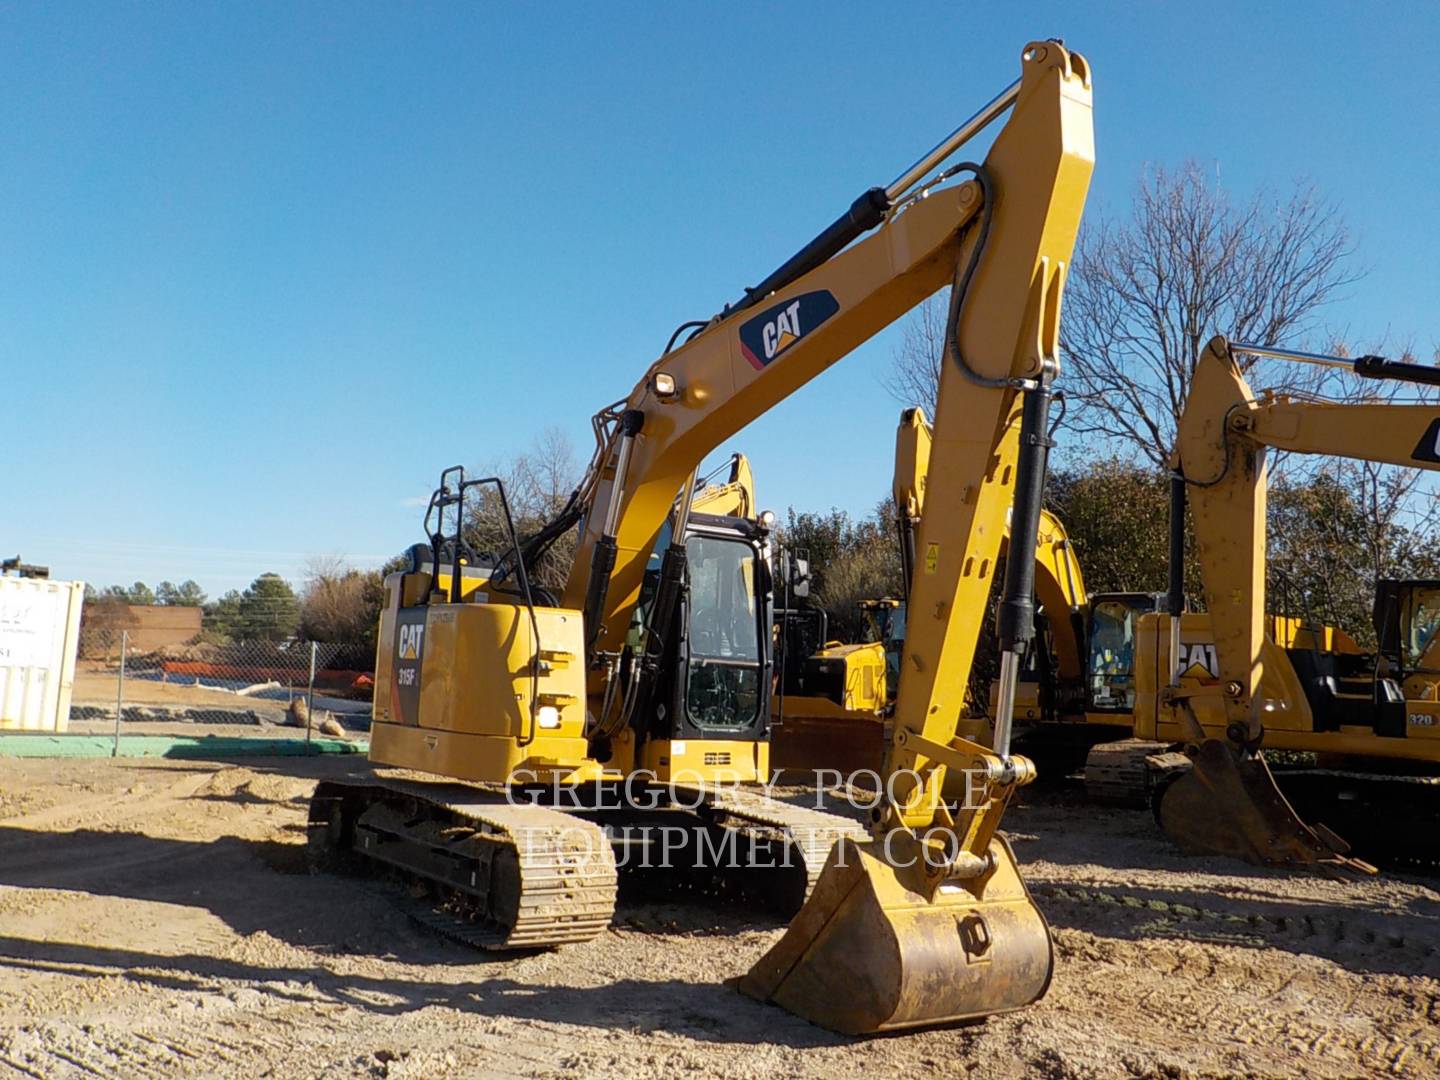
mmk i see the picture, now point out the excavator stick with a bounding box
[1154,739,1375,875]
[737,835,1051,1034]
[740,375,1066,1034]
[735,39,1092,1034]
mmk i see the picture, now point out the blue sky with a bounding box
[4,4,1438,596]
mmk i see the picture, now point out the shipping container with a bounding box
[0,576,84,731]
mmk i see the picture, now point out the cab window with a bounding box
[1407,588,1440,670]
[1088,600,1138,710]
[686,536,761,728]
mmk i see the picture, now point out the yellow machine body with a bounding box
[369,565,769,786]
[1129,611,1440,760]
[771,637,890,777]
[895,395,1439,874]
[895,338,1438,871]
[369,569,600,784]
[811,640,889,713]
[633,729,770,781]
[340,38,1095,1035]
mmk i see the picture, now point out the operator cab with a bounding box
[1084,593,1159,713]
[1377,579,1440,676]
[635,510,773,743]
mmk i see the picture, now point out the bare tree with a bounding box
[886,294,948,410]
[1059,163,1357,466]
[888,164,1357,464]
[515,427,578,520]
[466,428,581,591]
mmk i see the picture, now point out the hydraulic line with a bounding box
[582,409,646,657]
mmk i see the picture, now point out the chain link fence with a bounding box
[69,616,374,741]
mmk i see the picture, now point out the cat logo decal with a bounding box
[738,290,840,369]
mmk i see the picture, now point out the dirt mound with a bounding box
[194,766,309,807]
[144,641,225,663]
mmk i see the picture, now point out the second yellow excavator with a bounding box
[771,598,895,776]
[769,402,1092,779]
[1150,336,1440,870]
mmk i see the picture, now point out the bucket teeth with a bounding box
[737,835,1052,1035]
[1154,739,1377,877]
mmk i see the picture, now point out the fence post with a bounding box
[305,641,318,748]
[113,629,128,758]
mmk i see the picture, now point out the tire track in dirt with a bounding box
[1,770,216,833]
[1047,921,1440,1077]
[1034,883,1440,970]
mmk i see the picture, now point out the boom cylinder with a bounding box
[992,380,1054,761]
[725,188,889,316]
[583,409,646,655]
[1231,341,1440,389]
[613,469,700,737]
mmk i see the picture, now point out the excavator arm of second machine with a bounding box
[1155,335,1440,873]
[739,42,1094,1034]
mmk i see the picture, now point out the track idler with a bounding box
[1154,738,1376,876]
[737,833,1052,1035]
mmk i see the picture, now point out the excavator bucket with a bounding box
[1155,738,1376,875]
[737,834,1052,1035]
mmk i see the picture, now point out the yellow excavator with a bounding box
[883,401,1439,871]
[864,350,1440,875]
[1143,336,1440,871]
[309,40,1094,1034]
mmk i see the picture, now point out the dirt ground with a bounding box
[0,755,1436,1079]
